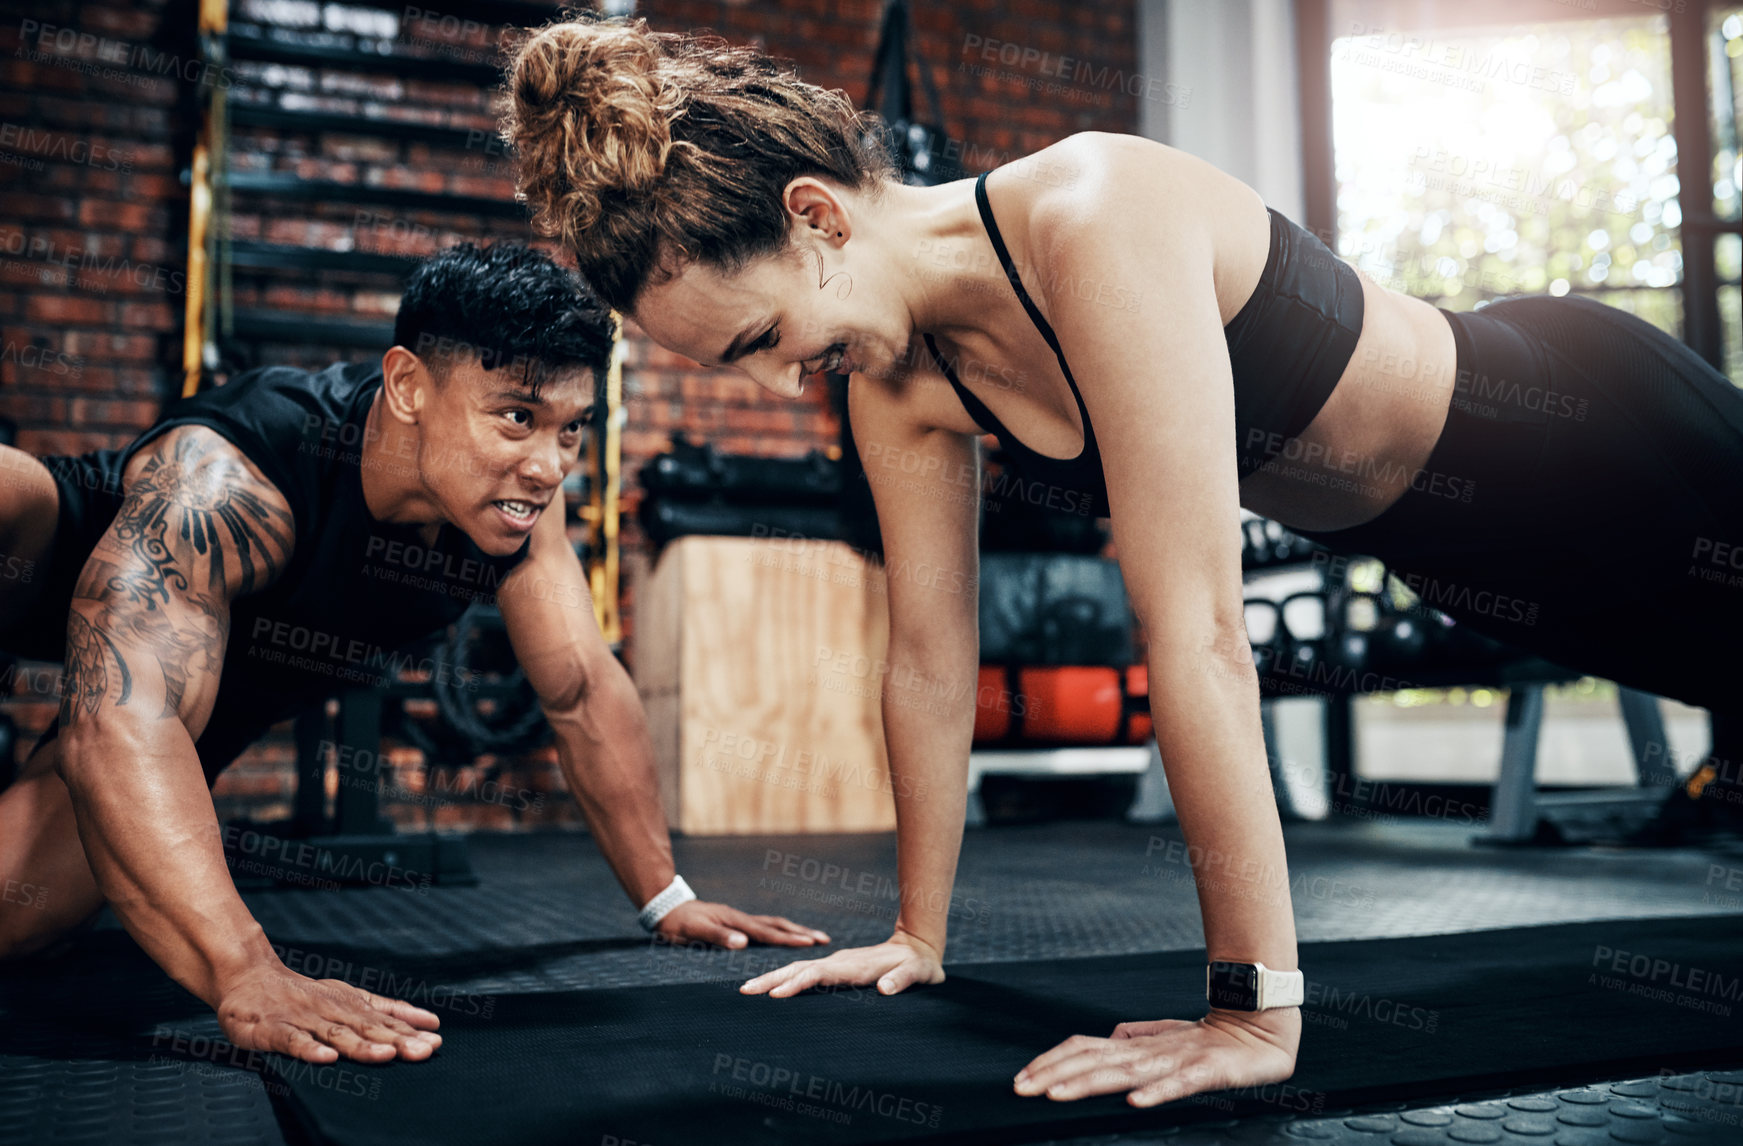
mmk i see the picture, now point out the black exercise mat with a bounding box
[270,915,1743,1146]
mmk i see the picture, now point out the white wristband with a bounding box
[638,875,696,932]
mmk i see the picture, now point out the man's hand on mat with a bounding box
[1012,1008,1300,1106]
[655,900,831,950]
[216,963,444,1064]
[738,929,944,998]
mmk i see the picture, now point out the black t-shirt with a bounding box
[32,361,532,777]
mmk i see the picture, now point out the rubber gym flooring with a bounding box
[3,818,1742,1145]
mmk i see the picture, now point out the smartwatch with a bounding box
[1206,960,1305,1011]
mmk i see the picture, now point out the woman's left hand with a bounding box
[1013,1009,1300,1107]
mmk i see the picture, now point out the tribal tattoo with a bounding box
[61,429,295,727]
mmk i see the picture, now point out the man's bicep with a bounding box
[62,425,296,736]
[117,425,298,597]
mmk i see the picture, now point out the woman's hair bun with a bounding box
[503,17,681,242]
[497,16,893,313]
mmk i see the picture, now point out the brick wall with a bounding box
[0,0,193,804]
[0,0,188,457]
[0,0,1139,831]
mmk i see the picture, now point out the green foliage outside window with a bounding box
[1331,16,1680,335]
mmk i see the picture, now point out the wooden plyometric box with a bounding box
[633,535,896,835]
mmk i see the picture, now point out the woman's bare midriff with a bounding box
[1131,135,1464,532]
[1236,274,1460,532]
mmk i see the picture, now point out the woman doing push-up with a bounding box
[501,16,1743,1108]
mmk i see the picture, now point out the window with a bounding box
[1711,8,1743,378]
[1330,14,1683,335]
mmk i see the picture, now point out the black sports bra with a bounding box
[924,169,1365,517]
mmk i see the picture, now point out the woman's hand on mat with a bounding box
[1013,1008,1300,1106]
[656,900,832,949]
[738,929,944,998]
[215,963,444,1064]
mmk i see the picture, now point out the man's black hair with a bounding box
[393,242,614,392]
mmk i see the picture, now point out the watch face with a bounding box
[1208,961,1260,1011]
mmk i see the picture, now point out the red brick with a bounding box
[371,167,445,194]
[76,198,152,229]
[321,134,399,165]
[62,329,152,359]
[26,294,108,324]
[292,158,357,184]
[77,5,160,39]
[448,174,514,200]
[32,228,103,256]
[58,364,119,392]
[118,300,173,328]
[125,172,179,200]
[3,265,72,301]
[128,236,172,264]
[0,193,74,221]
[125,141,174,170]
[70,263,167,296]
[17,428,110,456]
[403,81,484,109]
[351,290,397,319]
[0,394,69,423]
[114,367,159,395]
[68,397,156,427]
[262,285,350,314]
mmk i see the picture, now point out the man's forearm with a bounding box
[58,716,280,1007]
[1150,643,1298,971]
[545,655,676,911]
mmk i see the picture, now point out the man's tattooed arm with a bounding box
[61,426,294,734]
[54,424,296,1008]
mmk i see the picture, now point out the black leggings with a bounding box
[1294,293,1743,719]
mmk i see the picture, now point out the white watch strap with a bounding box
[1257,963,1305,1010]
[638,875,696,932]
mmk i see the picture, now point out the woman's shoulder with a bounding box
[989,134,1263,261]
[996,133,1244,216]
[994,133,1269,316]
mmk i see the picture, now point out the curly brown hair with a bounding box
[500,15,896,313]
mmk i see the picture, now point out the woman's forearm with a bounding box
[881,642,978,955]
[1148,643,1299,971]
